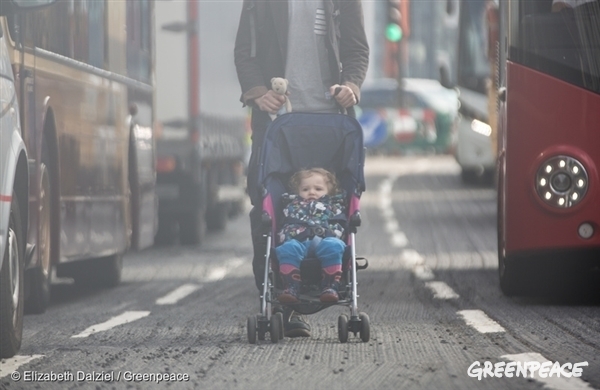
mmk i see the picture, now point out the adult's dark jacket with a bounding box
[234,0,370,110]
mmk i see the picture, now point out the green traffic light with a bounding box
[386,23,402,42]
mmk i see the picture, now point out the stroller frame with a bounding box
[246,113,370,344]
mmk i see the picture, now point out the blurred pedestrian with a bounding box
[234,0,369,338]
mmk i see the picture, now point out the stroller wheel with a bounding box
[258,322,266,341]
[270,314,281,343]
[338,314,349,343]
[359,312,370,343]
[275,312,284,340]
[247,316,257,344]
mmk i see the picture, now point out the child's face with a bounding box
[298,174,329,201]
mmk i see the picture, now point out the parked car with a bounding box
[0,18,28,358]
[357,78,459,155]
[453,89,496,184]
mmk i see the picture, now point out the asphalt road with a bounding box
[1,155,598,390]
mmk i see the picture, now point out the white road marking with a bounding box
[425,281,459,299]
[391,232,409,248]
[385,219,399,233]
[206,267,227,281]
[400,249,424,267]
[72,311,150,338]
[204,257,245,282]
[0,355,44,379]
[458,310,505,333]
[156,283,202,305]
[501,353,593,390]
[380,207,394,219]
[400,249,435,280]
[413,264,435,281]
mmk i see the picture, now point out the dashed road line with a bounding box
[501,353,593,390]
[458,310,506,333]
[72,311,151,338]
[391,231,409,248]
[0,355,44,379]
[425,281,459,299]
[400,249,435,281]
[377,166,595,390]
[204,258,245,282]
[156,283,202,305]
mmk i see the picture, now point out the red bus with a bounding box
[496,0,600,295]
[1,0,157,312]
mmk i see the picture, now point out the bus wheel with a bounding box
[26,158,52,314]
[155,215,177,246]
[0,194,25,358]
[498,255,526,296]
[206,203,228,232]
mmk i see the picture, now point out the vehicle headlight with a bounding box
[470,119,492,137]
[535,155,588,208]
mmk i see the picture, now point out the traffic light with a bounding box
[386,0,402,42]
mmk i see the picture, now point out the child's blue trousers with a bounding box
[275,237,345,269]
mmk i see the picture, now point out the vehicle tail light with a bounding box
[535,155,588,208]
[423,109,436,124]
[156,156,176,173]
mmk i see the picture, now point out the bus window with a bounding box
[87,0,105,68]
[126,0,151,83]
[458,0,491,94]
[514,1,600,93]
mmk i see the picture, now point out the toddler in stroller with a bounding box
[276,168,347,304]
[247,112,370,344]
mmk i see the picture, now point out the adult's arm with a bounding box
[234,0,269,106]
[339,0,370,103]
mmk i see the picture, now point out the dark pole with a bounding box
[188,0,200,140]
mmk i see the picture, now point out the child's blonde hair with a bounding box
[289,168,339,195]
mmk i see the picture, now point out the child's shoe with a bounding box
[279,285,300,304]
[319,287,339,303]
[279,267,301,304]
[320,269,342,303]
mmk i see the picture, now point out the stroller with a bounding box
[246,112,370,344]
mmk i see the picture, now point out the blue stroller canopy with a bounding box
[258,112,366,196]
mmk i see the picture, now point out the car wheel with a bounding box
[26,159,52,314]
[0,194,25,358]
[460,168,480,184]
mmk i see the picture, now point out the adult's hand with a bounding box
[330,84,357,108]
[254,90,286,114]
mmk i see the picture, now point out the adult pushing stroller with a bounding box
[247,112,370,344]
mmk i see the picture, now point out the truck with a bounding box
[154,1,247,245]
